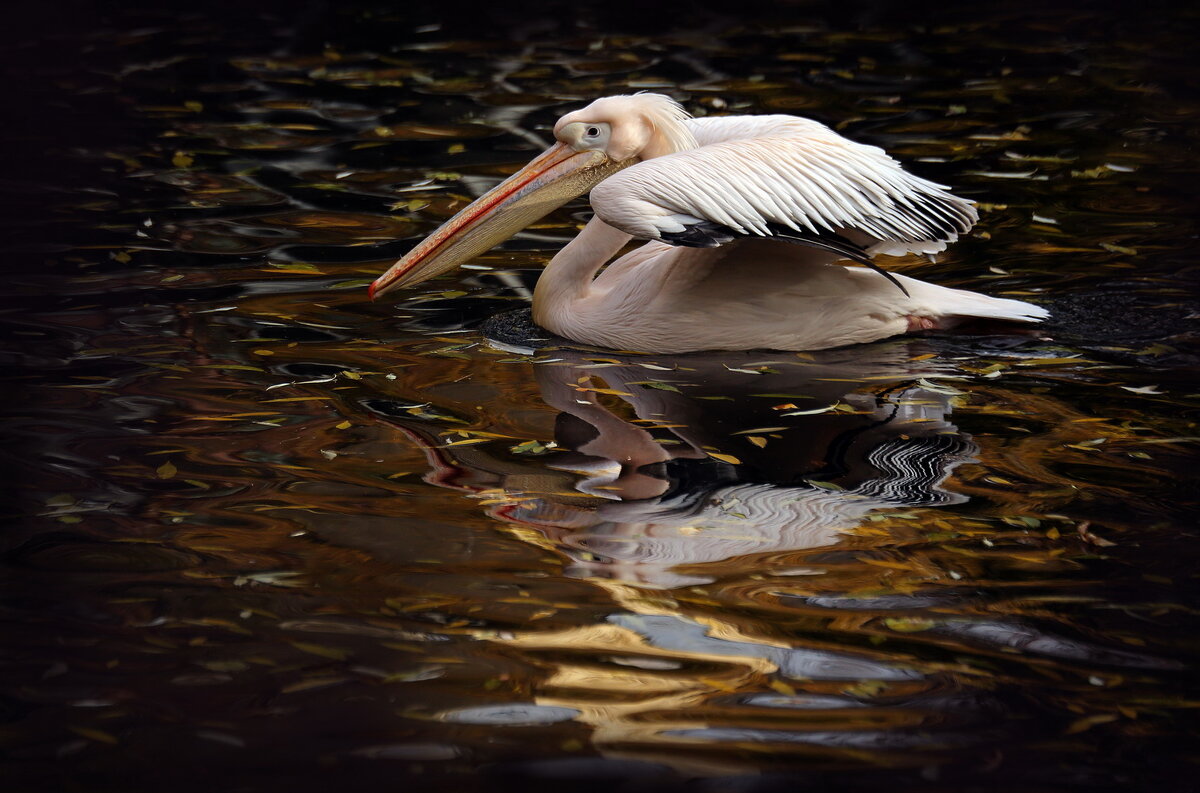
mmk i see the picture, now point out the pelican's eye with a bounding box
[559,121,611,152]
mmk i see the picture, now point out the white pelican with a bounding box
[370,94,1048,352]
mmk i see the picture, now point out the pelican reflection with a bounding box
[395,340,977,588]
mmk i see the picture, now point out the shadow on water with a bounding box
[1,2,1198,792]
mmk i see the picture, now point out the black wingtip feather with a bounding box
[765,223,909,297]
[659,219,910,296]
[864,263,910,297]
[659,221,736,248]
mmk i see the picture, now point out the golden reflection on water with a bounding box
[5,4,1199,791]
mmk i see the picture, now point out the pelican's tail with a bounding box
[900,274,1050,324]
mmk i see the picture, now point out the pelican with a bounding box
[370,94,1048,352]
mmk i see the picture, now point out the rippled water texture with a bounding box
[3,2,1199,792]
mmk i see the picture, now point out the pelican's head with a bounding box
[369,94,695,299]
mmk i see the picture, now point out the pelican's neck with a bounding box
[532,217,631,325]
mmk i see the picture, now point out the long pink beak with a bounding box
[369,143,630,300]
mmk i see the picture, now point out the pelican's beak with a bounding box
[370,143,632,300]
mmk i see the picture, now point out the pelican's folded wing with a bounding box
[589,114,978,258]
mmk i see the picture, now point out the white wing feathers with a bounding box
[589,115,978,257]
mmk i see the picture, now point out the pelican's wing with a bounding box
[590,114,978,261]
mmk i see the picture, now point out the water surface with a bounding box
[2,3,1198,792]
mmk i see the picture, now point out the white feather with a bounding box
[592,114,978,257]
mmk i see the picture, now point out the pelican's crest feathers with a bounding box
[628,92,697,155]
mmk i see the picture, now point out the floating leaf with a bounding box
[267,262,323,274]
[633,381,681,392]
[843,680,887,697]
[281,677,349,694]
[781,405,837,416]
[915,378,965,395]
[574,386,633,396]
[69,726,119,744]
[510,440,549,455]
[883,617,936,632]
[156,461,177,479]
[444,438,489,447]
[1065,713,1119,734]
[290,642,351,661]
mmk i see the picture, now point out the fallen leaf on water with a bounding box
[573,386,633,396]
[1065,713,1119,734]
[290,642,351,661]
[884,617,936,632]
[267,262,323,274]
[781,405,837,416]
[69,726,119,744]
[632,381,681,392]
[965,169,1040,179]
[281,677,350,694]
[843,679,887,697]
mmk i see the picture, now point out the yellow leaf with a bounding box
[707,452,742,465]
[262,397,330,403]
[768,679,796,696]
[1065,713,1118,734]
[289,642,350,661]
[697,676,739,692]
[573,386,633,396]
[172,151,194,168]
[156,461,177,479]
[883,617,936,632]
[281,677,348,694]
[69,726,119,744]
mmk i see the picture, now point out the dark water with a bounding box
[3,3,1199,792]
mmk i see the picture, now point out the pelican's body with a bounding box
[371,95,1047,352]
